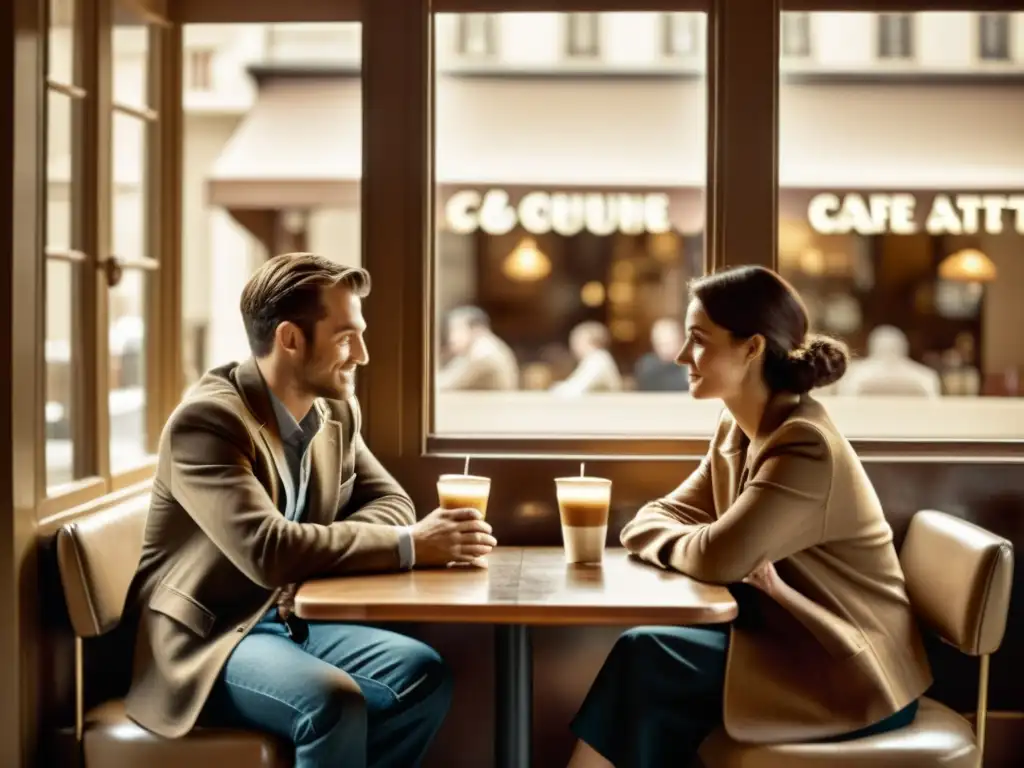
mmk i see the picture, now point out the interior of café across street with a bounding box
[3,1,1024,767]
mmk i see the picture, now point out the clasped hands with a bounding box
[410,506,497,567]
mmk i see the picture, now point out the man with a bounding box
[633,317,690,392]
[123,253,496,768]
[551,321,623,396]
[436,305,519,390]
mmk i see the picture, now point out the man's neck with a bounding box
[255,357,315,425]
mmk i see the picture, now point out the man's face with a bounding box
[295,284,369,401]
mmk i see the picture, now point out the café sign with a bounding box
[445,189,672,237]
[808,192,1024,236]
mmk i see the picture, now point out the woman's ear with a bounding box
[745,334,766,363]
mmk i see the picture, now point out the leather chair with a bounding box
[56,495,293,768]
[698,509,1013,768]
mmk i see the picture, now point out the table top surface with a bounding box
[295,547,738,626]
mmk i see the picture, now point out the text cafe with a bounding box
[442,188,1024,239]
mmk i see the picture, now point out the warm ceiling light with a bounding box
[939,248,997,283]
[502,236,551,282]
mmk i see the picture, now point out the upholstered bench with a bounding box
[698,509,1013,768]
[56,495,293,768]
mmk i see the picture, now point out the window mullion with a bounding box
[706,0,779,272]
[359,0,431,461]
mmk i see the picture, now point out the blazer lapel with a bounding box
[233,358,291,511]
[308,400,343,525]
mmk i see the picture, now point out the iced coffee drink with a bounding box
[437,474,491,519]
[555,477,611,564]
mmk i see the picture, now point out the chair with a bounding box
[56,495,292,768]
[697,509,1013,768]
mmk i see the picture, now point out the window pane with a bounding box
[49,0,77,85]
[109,269,148,472]
[46,90,74,252]
[180,23,363,391]
[112,2,151,108]
[779,11,1024,440]
[112,112,147,260]
[433,12,708,437]
[46,259,79,488]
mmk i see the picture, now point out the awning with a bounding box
[207,77,362,210]
[206,76,1024,212]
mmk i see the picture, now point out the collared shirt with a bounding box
[267,390,415,568]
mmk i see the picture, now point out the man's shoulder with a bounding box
[169,364,251,434]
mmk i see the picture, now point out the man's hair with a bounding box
[448,305,490,330]
[240,252,370,357]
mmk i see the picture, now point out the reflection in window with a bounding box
[781,13,811,59]
[566,13,600,59]
[457,14,496,58]
[877,13,913,60]
[179,23,363,391]
[978,14,1010,62]
[662,13,699,58]
[779,12,1024,440]
[434,12,707,437]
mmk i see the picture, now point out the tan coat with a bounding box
[123,358,416,738]
[621,393,933,744]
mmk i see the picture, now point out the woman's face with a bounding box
[677,299,761,400]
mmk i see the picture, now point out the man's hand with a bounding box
[742,560,780,595]
[410,507,497,567]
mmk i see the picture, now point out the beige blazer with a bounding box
[123,358,416,738]
[621,393,933,744]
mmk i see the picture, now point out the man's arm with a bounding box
[622,423,832,584]
[169,401,403,589]
[336,398,417,567]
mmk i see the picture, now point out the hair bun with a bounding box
[785,334,850,393]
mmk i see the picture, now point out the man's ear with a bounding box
[275,321,303,355]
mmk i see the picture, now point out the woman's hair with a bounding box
[689,266,849,394]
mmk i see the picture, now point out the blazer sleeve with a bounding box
[619,453,717,562]
[625,422,832,584]
[339,397,417,527]
[168,400,403,589]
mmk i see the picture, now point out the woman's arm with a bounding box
[625,423,833,584]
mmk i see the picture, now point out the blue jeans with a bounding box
[203,619,452,768]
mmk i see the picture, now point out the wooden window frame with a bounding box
[34,0,182,520]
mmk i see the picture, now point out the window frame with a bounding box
[978,12,1012,62]
[36,0,182,520]
[18,0,1021,528]
[876,11,914,60]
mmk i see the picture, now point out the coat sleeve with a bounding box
[622,423,832,584]
[168,400,403,589]
[338,397,417,527]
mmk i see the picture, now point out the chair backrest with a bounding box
[56,495,149,639]
[899,509,1013,656]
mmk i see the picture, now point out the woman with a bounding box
[568,266,933,768]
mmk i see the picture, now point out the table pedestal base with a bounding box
[495,624,531,768]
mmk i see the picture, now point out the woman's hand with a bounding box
[742,561,781,595]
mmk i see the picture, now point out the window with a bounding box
[662,13,699,58]
[38,0,171,509]
[566,13,600,59]
[779,11,1024,440]
[434,12,707,437]
[187,48,214,91]
[457,13,496,58]
[45,0,86,490]
[110,8,158,474]
[877,13,913,60]
[978,13,1011,62]
[181,24,363,389]
[781,12,811,59]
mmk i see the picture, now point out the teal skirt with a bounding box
[571,623,919,768]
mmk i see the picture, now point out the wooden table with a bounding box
[295,547,737,768]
